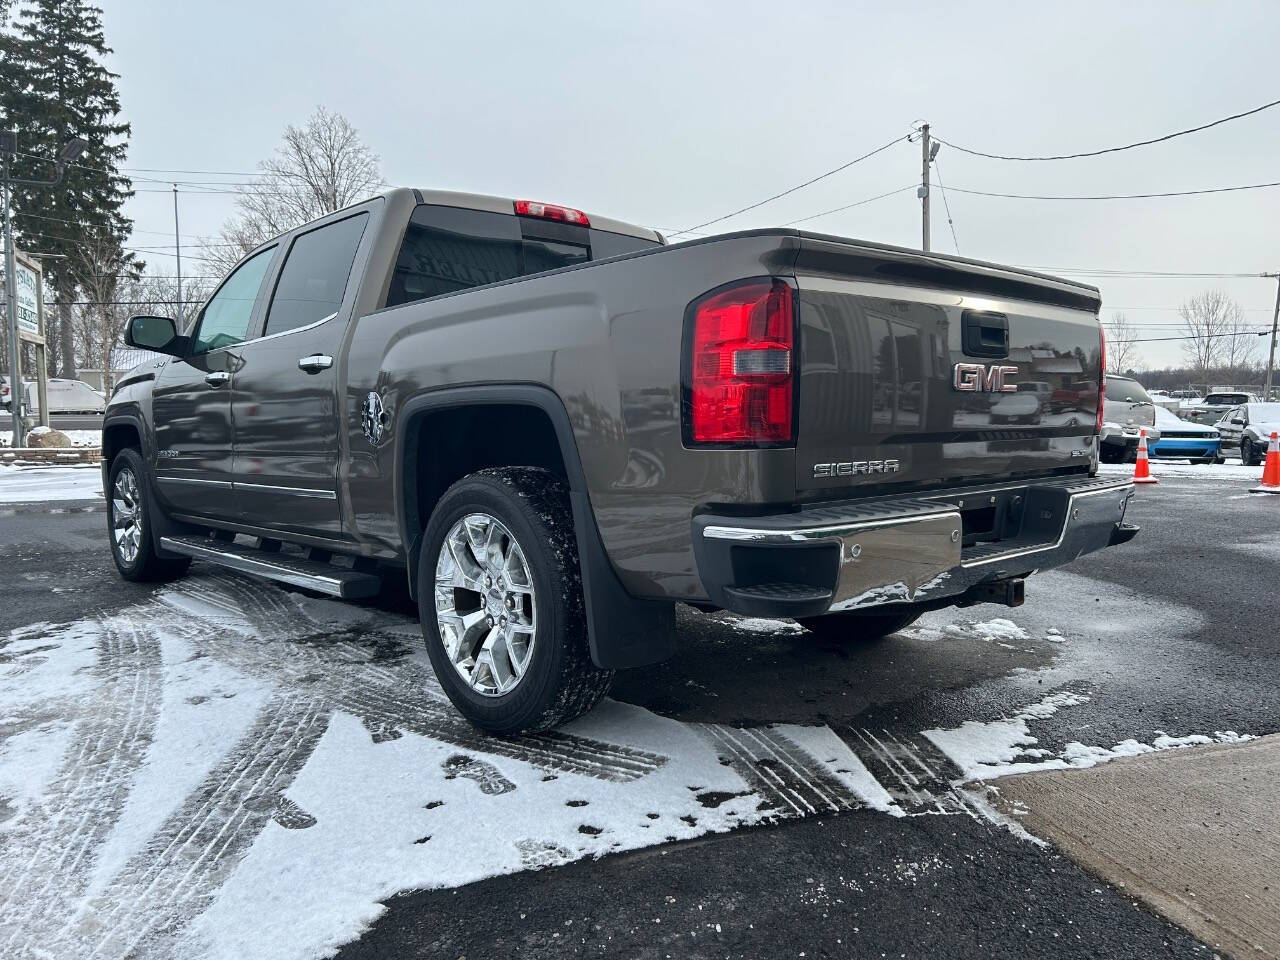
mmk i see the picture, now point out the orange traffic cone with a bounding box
[1132,427,1158,484]
[1251,431,1280,494]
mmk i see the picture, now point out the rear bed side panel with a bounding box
[345,232,802,602]
[793,238,1103,496]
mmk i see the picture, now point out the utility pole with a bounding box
[0,131,88,446]
[1265,273,1280,401]
[919,123,931,253]
[172,183,182,324]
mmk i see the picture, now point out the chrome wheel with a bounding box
[111,467,143,565]
[433,512,537,697]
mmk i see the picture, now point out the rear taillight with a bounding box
[515,199,590,226]
[686,278,795,445]
[1096,326,1106,434]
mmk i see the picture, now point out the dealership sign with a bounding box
[14,260,39,334]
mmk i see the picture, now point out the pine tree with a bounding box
[0,0,133,376]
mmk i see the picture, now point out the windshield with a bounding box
[1248,403,1280,421]
[1107,378,1152,404]
[1205,393,1250,405]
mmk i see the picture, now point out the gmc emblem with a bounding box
[953,362,1018,393]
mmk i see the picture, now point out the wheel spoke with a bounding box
[434,510,537,698]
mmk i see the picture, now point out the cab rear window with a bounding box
[385,204,659,308]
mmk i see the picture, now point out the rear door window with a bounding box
[387,206,523,307]
[264,213,369,337]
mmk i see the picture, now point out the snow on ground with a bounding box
[0,573,913,960]
[0,563,1252,959]
[0,464,102,503]
[1098,460,1264,480]
[923,690,1252,782]
[0,429,101,448]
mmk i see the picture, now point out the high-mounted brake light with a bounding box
[687,278,795,445]
[515,199,590,227]
[1096,325,1106,435]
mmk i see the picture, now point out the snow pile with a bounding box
[0,428,101,448]
[909,617,1034,644]
[724,616,804,635]
[924,690,1253,783]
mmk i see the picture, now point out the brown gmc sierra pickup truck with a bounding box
[103,187,1137,733]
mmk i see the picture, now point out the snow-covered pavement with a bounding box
[0,564,1252,960]
[0,464,103,504]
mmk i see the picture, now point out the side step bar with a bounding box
[159,535,382,599]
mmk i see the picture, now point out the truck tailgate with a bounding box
[793,235,1103,495]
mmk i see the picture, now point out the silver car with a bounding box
[1216,402,1280,465]
[1099,374,1161,463]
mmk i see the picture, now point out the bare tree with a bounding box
[206,107,385,274]
[73,234,139,396]
[1179,290,1238,380]
[1218,301,1260,378]
[1105,312,1141,374]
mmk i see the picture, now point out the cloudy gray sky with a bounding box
[103,0,1280,369]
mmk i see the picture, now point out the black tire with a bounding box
[106,447,192,583]
[1099,444,1126,465]
[417,467,613,735]
[797,607,923,642]
[1242,437,1260,467]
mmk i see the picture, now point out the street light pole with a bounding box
[3,154,20,445]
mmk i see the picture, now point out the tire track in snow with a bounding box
[693,723,860,818]
[156,574,667,782]
[839,726,986,819]
[74,692,331,959]
[0,617,163,955]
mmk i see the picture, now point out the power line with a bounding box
[942,180,1280,203]
[941,179,1280,202]
[932,160,960,253]
[673,134,909,235]
[1111,330,1271,344]
[780,185,917,226]
[935,96,1280,161]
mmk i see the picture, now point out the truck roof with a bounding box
[401,187,664,245]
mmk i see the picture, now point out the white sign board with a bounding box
[15,260,39,335]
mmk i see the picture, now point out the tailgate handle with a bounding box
[961,310,1009,359]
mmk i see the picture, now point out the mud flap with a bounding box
[570,490,676,669]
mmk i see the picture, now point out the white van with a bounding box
[9,378,106,415]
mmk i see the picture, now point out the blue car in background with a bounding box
[1149,404,1222,463]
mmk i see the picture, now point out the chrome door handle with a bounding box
[297,354,334,374]
[204,371,230,388]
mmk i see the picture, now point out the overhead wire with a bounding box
[931,160,960,253]
[672,134,909,235]
[934,96,1280,161]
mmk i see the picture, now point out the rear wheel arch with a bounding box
[394,384,676,670]
[396,387,585,566]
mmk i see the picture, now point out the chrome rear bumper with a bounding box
[692,476,1135,618]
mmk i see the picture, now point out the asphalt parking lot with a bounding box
[0,463,1277,959]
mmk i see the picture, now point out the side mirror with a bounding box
[1231,417,1245,426]
[125,315,184,356]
